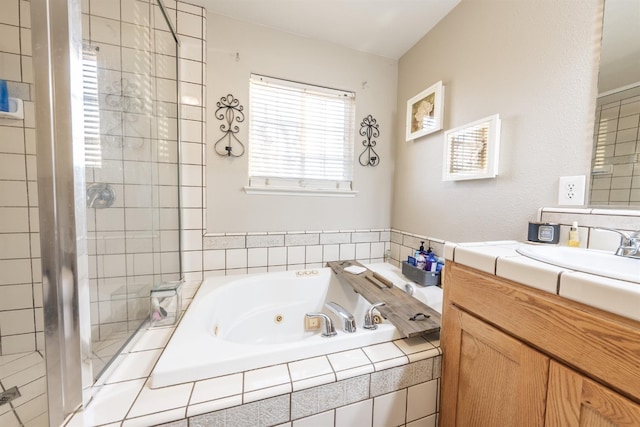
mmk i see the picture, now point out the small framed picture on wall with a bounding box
[406,81,444,141]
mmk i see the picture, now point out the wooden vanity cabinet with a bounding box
[440,262,640,427]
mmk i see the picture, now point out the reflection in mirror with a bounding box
[590,0,640,206]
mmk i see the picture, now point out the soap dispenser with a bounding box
[415,241,427,269]
[568,221,580,247]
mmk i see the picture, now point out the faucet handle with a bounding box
[305,313,336,337]
[364,302,385,330]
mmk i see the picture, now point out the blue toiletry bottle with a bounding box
[0,80,8,112]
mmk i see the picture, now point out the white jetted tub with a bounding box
[151,264,442,388]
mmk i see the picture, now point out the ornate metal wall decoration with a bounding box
[214,94,245,157]
[359,114,380,166]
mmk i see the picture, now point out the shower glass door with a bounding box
[80,0,182,378]
[13,0,182,425]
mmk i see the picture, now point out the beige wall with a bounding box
[393,0,603,243]
[206,14,397,233]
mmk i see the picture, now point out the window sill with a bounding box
[243,186,358,197]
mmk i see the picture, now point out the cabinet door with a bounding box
[546,361,640,426]
[440,304,549,427]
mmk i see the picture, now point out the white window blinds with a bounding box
[247,74,356,195]
[83,46,101,168]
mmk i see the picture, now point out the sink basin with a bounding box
[516,245,640,284]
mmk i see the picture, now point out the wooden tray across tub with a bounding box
[327,260,441,338]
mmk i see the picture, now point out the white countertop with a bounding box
[444,240,640,323]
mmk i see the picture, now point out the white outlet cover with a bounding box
[558,175,586,205]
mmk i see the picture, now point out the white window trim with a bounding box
[244,176,358,197]
[246,74,357,197]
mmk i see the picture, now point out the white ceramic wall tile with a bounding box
[190,373,242,404]
[243,383,293,403]
[393,337,437,356]
[335,399,372,427]
[327,349,371,372]
[362,342,405,364]
[123,408,186,427]
[186,395,242,418]
[444,242,457,261]
[244,364,290,392]
[288,356,333,382]
[129,328,174,352]
[105,349,161,383]
[203,250,225,270]
[322,245,339,262]
[371,242,385,259]
[81,379,145,426]
[293,410,334,427]
[318,232,350,245]
[453,244,517,274]
[245,234,284,248]
[287,246,306,265]
[407,414,437,427]
[372,356,409,371]
[588,227,623,252]
[247,247,268,268]
[334,364,374,381]
[268,247,287,266]
[286,233,319,247]
[407,380,438,422]
[0,309,35,335]
[0,1,19,25]
[559,271,640,321]
[339,243,355,261]
[305,245,323,263]
[127,380,192,418]
[495,255,564,294]
[0,284,33,310]
[292,373,336,391]
[226,248,247,269]
[177,11,202,38]
[355,243,371,260]
[373,389,406,427]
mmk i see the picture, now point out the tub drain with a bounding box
[274,314,284,323]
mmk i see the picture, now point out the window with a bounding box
[246,74,357,196]
[83,45,101,168]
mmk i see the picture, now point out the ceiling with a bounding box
[194,0,461,59]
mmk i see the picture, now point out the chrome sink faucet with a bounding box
[595,227,640,259]
[325,302,356,333]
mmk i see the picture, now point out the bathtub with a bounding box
[151,263,442,388]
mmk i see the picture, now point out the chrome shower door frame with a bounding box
[31,0,92,425]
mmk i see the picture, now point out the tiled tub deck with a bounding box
[65,281,442,427]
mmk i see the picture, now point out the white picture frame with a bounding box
[442,114,501,181]
[405,81,444,141]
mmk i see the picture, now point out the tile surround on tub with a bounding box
[65,294,442,427]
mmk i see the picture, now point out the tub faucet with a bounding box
[305,313,336,337]
[325,302,356,333]
[595,227,640,259]
[364,302,385,330]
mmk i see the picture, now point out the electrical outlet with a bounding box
[558,175,586,205]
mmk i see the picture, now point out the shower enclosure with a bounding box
[0,0,182,425]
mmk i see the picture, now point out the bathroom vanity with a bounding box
[440,242,640,426]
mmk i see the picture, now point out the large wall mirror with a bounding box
[590,0,640,206]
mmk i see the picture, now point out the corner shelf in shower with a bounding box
[0,98,24,120]
[327,261,441,338]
